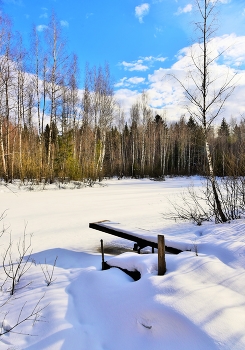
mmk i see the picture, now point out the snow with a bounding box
[0,176,245,349]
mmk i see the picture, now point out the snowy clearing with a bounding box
[0,177,245,349]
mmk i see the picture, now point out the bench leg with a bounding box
[133,243,141,254]
[134,243,155,254]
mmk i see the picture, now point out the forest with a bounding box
[0,11,244,183]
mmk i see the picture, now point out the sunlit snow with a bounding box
[0,177,244,349]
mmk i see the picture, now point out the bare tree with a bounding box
[85,63,115,179]
[170,0,237,222]
[68,54,80,160]
[31,26,47,179]
[129,102,140,177]
[0,15,15,182]
[45,12,69,176]
[139,91,152,176]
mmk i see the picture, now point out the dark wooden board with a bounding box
[89,221,182,254]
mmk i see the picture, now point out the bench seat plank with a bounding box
[89,220,182,254]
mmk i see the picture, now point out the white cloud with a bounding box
[115,89,141,115]
[175,4,192,15]
[117,35,245,122]
[115,77,145,87]
[120,60,148,72]
[143,55,166,62]
[40,7,48,19]
[115,77,128,87]
[86,13,93,19]
[175,0,228,17]
[135,3,150,23]
[119,56,166,72]
[146,35,245,121]
[212,34,245,67]
[217,0,230,3]
[60,20,69,27]
[39,13,48,19]
[174,34,245,69]
[128,77,145,85]
[36,24,48,32]
[155,26,163,33]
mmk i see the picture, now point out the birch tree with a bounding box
[45,13,68,176]
[130,102,140,177]
[0,16,15,181]
[31,26,47,178]
[171,0,237,222]
[85,63,115,179]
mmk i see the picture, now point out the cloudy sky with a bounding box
[2,0,245,122]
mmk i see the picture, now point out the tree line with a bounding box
[0,10,243,183]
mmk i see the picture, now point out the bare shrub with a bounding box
[2,226,33,295]
[0,215,48,338]
[168,185,212,225]
[204,177,245,223]
[40,256,58,286]
[0,293,47,336]
[170,177,245,225]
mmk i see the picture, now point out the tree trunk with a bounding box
[205,139,227,222]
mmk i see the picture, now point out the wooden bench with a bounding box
[89,220,182,254]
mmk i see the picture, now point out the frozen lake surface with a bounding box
[0,176,244,349]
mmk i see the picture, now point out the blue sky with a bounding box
[2,0,245,121]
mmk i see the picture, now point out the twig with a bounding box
[40,256,58,286]
[0,293,48,337]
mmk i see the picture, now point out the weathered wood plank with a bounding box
[158,235,166,275]
[89,221,182,254]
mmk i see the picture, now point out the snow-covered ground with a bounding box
[0,177,245,349]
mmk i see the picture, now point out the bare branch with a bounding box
[2,227,33,295]
[40,256,58,286]
[0,293,47,337]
